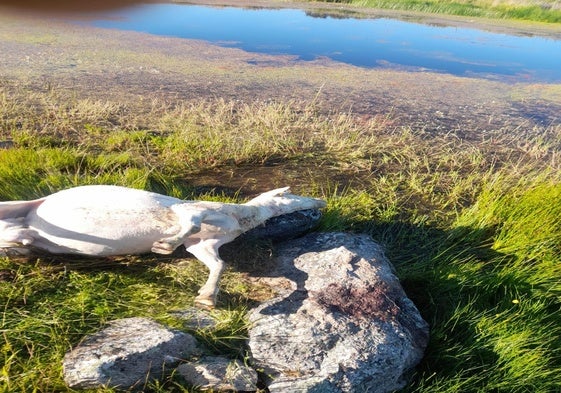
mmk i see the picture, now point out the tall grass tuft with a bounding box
[395,173,561,392]
[350,0,561,23]
[0,147,160,200]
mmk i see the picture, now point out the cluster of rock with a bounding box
[62,213,429,392]
[63,315,259,391]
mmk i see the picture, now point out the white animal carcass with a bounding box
[0,185,326,307]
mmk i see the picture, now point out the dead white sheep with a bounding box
[0,185,326,307]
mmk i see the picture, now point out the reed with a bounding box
[345,0,561,22]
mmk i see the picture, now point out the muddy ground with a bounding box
[1,0,560,190]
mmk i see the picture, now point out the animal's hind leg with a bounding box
[151,207,204,254]
[0,218,35,255]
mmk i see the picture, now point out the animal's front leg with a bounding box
[186,241,225,309]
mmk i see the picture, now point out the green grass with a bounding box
[1,84,561,392]
[400,175,561,392]
[320,0,561,23]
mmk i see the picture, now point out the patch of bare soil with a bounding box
[0,1,560,191]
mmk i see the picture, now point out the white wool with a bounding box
[0,185,326,307]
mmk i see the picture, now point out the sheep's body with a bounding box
[0,185,326,307]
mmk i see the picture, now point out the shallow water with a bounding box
[81,3,561,82]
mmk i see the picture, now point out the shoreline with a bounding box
[180,0,561,39]
[0,1,560,145]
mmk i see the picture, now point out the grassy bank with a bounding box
[320,0,561,23]
[1,83,561,392]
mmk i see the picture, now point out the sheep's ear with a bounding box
[261,187,290,197]
[246,187,291,205]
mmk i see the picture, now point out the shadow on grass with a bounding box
[362,220,557,391]
[221,209,556,390]
[3,212,558,391]
[220,216,519,388]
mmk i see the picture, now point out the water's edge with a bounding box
[77,2,561,82]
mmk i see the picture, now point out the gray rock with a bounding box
[62,317,201,390]
[177,356,258,391]
[247,232,429,393]
[170,307,218,330]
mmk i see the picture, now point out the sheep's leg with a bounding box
[0,198,45,219]
[151,207,204,254]
[186,240,226,309]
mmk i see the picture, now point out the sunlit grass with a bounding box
[1,83,560,391]
[399,174,561,392]
[342,0,561,23]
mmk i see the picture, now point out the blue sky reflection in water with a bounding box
[88,4,561,82]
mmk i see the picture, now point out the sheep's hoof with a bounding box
[0,247,31,257]
[194,297,215,310]
[151,241,176,255]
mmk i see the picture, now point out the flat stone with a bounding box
[176,356,258,391]
[63,317,201,390]
[247,232,429,393]
[170,307,218,330]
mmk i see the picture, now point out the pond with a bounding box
[80,3,561,83]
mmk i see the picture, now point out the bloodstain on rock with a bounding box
[315,282,402,321]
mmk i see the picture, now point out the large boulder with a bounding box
[62,317,201,390]
[247,232,429,392]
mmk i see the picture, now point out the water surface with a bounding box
[84,3,561,82]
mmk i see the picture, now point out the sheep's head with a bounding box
[245,187,326,216]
